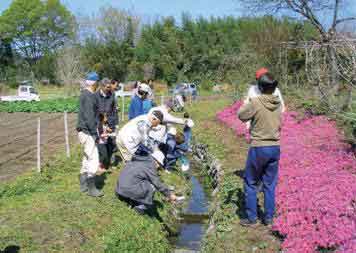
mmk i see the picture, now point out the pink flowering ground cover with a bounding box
[216,101,356,253]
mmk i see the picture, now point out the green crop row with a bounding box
[0,98,79,113]
[0,97,131,113]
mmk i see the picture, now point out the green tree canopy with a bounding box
[0,0,75,64]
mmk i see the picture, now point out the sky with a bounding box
[0,0,241,22]
[1,0,355,28]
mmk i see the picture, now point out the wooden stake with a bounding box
[37,117,41,172]
[64,111,70,158]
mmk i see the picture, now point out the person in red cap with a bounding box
[244,68,286,120]
[255,68,269,80]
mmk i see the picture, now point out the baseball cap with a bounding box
[86,72,99,82]
[255,68,269,80]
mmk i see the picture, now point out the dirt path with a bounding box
[0,112,78,182]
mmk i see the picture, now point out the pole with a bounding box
[37,117,41,173]
[121,96,125,121]
[64,111,70,158]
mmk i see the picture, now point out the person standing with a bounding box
[77,72,103,197]
[96,78,118,169]
[244,68,286,112]
[128,83,151,120]
[238,72,282,227]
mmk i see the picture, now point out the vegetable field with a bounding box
[0,97,131,113]
[0,112,78,182]
[0,98,79,113]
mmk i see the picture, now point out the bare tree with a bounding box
[56,45,84,96]
[78,6,140,45]
[240,0,356,111]
[239,0,356,41]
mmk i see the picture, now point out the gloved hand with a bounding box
[185,119,194,128]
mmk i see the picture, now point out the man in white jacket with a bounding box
[148,100,194,143]
[116,110,164,162]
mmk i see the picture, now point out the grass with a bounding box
[0,95,281,252]
[185,97,281,253]
[0,146,189,253]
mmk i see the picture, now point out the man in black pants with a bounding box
[95,78,118,169]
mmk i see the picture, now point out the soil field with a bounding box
[0,112,78,182]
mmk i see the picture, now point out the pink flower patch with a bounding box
[216,101,356,253]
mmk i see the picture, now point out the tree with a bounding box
[56,45,84,95]
[239,0,356,41]
[81,6,139,44]
[0,39,13,67]
[240,0,356,111]
[0,0,75,64]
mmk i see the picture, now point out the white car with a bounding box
[0,85,40,102]
[114,83,133,98]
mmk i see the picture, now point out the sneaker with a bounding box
[263,218,273,226]
[133,205,147,215]
[240,218,258,227]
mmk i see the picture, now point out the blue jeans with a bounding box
[244,146,280,221]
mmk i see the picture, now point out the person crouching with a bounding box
[115,150,177,215]
[116,110,164,162]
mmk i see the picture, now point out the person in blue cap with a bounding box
[77,71,104,197]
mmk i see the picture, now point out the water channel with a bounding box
[172,174,211,252]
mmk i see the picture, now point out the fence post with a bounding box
[161,95,164,105]
[121,96,125,121]
[64,111,70,158]
[37,117,41,173]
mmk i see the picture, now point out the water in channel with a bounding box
[173,174,210,252]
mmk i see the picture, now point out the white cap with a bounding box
[139,83,151,93]
[168,126,177,136]
[151,150,165,166]
[181,164,190,172]
[185,119,194,128]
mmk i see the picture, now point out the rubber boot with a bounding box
[87,176,104,197]
[79,173,88,192]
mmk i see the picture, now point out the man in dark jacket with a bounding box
[115,150,177,214]
[95,78,118,169]
[77,71,103,197]
[238,72,282,227]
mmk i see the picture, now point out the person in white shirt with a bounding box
[116,110,163,162]
[147,100,194,143]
